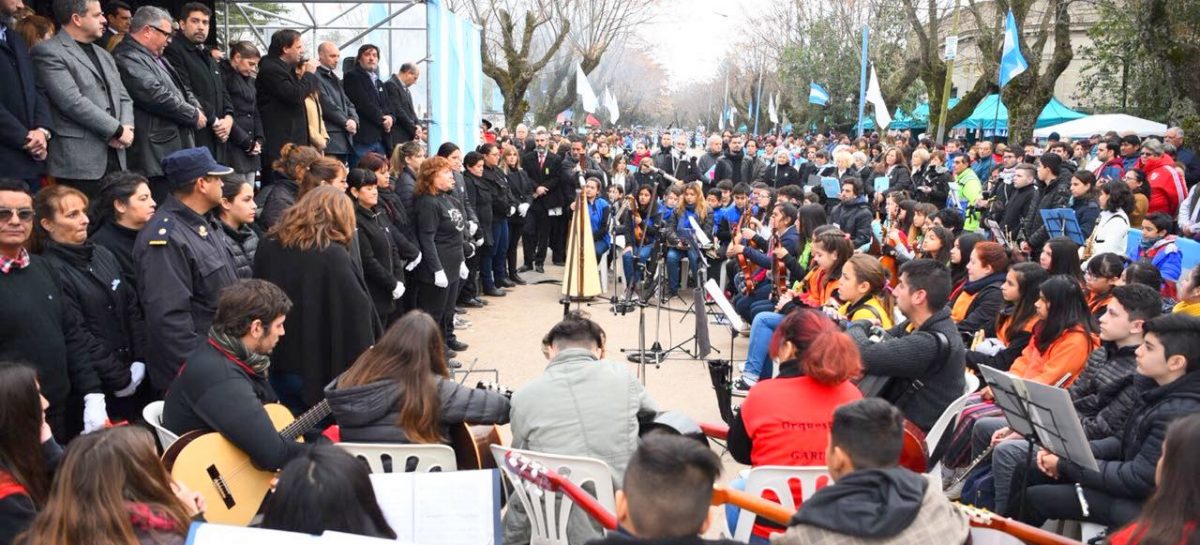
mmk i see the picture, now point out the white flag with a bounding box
[768,93,779,124]
[605,88,619,124]
[575,63,598,114]
[865,64,892,130]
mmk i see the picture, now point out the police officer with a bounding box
[134,147,239,395]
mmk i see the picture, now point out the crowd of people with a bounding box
[4,0,1200,543]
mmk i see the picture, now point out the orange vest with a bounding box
[1009,328,1097,386]
[950,290,977,323]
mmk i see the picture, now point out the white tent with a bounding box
[1033,113,1167,139]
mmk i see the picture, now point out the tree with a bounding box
[454,0,571,129]
[900,0,992,137]
[964,0,1074,142]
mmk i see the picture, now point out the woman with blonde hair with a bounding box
[259,143,321,228]
[252,186,378,413]
[18,426,200,545]
[664,182,712,297]
[389,140,425,210]
[297,155,348,198]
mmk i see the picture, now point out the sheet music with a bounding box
[688,217,712,247]
[705,278,744,331]
[370,470,500,545]
[186,523,410,545]
[1023,381,1099,471]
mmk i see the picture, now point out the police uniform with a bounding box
[133,148,240,393]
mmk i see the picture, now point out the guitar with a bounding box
[162,400,330,525]
[697,420,928,474]
[955,503,1084,545]
[502,450,624,533]
[448,381,511,470]
[711,485,792,526]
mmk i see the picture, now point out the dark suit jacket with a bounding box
[521,150,564,210]
[111,37,199,177]
[0,23,52,179]
[315,65,358,156]
[383,74,417,146]
[164,36,233,161]
[342,65,391,148]
[255,55,316,174]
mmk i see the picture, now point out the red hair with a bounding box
[768,309,862,385]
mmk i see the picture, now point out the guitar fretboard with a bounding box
[279,400,331,441]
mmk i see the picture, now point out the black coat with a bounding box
[315,65,358,156]
[383,74,418,146]
[1002,183,1039,242]
[164,37,233,160]
[0,22,51,179]
[0,256,101,439]
[1059,371,1200,501]
[886,164,912,194]
[255,56,316,177]
[1071,344,1145,440]
[0,440,61,545]
[521,150,565,209]
[413,191,467,281]
[377,185,420,261]
[951,272,1006,340]
[111,37,199,178]
[342,66,391,148]
[464,170,495,246]
[90,221,139,288]
[216,221,259,279]
[218,60,263,174]
[326,377,510,444]
[396,167,417,211]
[912,165,951,206]
[258,177,299,229]
[764,163,801,188]
[354,203,402,322]
[830,198,874,249]
[252,237,379,409]
[41,240,145,393]
[162,337,309,471]
[505,167,533,210]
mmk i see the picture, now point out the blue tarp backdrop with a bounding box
[427,0,482,154]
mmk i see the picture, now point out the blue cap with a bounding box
[162,147,234,188]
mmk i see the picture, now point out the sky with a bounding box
[641,0,773,85]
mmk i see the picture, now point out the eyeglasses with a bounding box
[149,25,173,40]
[0,207,34,223]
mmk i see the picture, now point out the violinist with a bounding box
[728,203,801,323]
[620,184,660,288]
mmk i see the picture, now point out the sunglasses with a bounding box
[0,207,34,222]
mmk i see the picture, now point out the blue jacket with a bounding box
[742,225,801,269]
[587,197,611,243]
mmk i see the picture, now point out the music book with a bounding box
[806,174,822,188]
[874,176,890,195]
[820,177,841,198]
[705,278,745,331]
[370,469,502,545]
[1039,208,1085,246]
[185,522,408,545]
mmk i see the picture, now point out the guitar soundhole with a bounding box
[206,465,235,509]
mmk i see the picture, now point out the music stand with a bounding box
[1039,208,1085,246]
[986,219,1010,247]
[704,277,743,426]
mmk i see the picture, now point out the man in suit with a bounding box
[517,129,562,274]
[315,41,358,164]
[342,43,391,167]
[96,0,128,49]
[384,62,419,147]
[164,1,233,162]
[0,0,53,187]
[256,28,316,185]
[33,0,134,199]
[112,6,204,201]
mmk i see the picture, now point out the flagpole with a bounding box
[935,0,961,144]
[754,53,765,135]
[856,25,869,138]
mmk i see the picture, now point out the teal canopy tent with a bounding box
[954,95,1086,133]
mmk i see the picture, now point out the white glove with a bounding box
[459,261,469,280]
[114,361,145,398]
[975,338,1005,356]
[469,220,479,235]
[392,281,406,300]
[434,270,449,288]
[405,252,422,271]
[518,202,531,217]
[82,393,108,434]
[510,206,517,216]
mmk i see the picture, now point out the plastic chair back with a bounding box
[733,466,831,542]
[1126,228,1142,261]
[338,442,458,473]
[142,401,179,451]
[1177,237,1200,272]
[925,390,977,476]
[491,444,617,545]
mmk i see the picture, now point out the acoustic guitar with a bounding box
[448,380,511,470]
[162,400,330,525]
[955,503,1084,545]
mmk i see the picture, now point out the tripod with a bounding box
[658,230,720,361]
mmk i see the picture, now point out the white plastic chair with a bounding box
[338,442,458,473]
[597,248,610,292]
[732,466,831,542]
[491,444,617,545]
[925,390,978,477]
[142,401,179,451]
[965,372,981,395]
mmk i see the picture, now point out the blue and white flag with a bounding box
[427,0,482,155]
[999,10,1029,87]
[809,83,829,106]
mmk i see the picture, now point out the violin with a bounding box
[628,195,645,244]
[874,209,900,288]
[737,203,759,295]
[769,235,789,299]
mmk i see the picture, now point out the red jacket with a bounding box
[1145,154,1187,216]
[1108,521,1195,545]
[739,374,862,466]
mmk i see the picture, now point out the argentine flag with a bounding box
[809,83,830,106]
[705,164,716,181]
[999,10,1029,87]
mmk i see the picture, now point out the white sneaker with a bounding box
[454,316,471,329]
[731,376,757,397]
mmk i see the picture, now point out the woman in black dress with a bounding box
[412,156,468,354]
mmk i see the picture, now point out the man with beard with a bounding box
[555,137,602,265]
[518,130,563,274]
[255,28,317,185]
[725,134,748,185]
[164,2,233,162]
